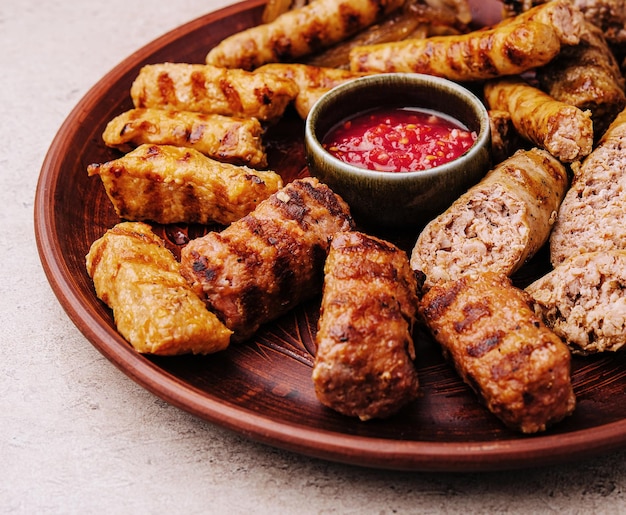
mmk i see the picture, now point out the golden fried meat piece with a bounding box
[86,222,232,355]
[130,63,299,122]
[313,231,419,421]
[419,271,576,433]
[180,178,355,341]
[205,0,406,70]
[87,144,283,226]
[102,108,268,168]
[484,76,594,162]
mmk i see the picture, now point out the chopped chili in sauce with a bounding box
[322,107,477,172]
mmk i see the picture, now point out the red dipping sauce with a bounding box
[322,107,477,173]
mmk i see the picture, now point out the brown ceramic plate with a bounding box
[35,0,626,472]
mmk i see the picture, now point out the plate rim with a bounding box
[34,0,626,472]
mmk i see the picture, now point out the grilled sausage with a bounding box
[102,108,268,168]
[130,63,299,122]
[419,271,576,433]
[180,177,355,341]
[536,20,626,140]
[87,144,283,226]
[255,63,368,118]
[86,222,232,355]
[312,231,419,421]
[205,0,406,70]
[549,106,626,265]
[527,250,626,354]
[410,148,569,290]
[484,76,594,162]
[349,1,585,79]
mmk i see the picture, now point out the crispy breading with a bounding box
[87,144,283,226]
[130,63,299,122]
[102,108,268,168]
[86,222,232,355]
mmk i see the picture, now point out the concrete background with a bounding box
[3,1,626,513]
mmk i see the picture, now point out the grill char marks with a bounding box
[419,271,575,433]
[180,178,354,341]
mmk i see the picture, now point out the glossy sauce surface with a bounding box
[323,107,477,172]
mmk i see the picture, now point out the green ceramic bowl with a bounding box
[304,73,491,229]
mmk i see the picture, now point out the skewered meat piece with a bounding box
[419,271,576,433]
[87,144,283,226]
[86,222,232,355]
[312,231,420,421]
[130,63,299,122]
[205,0,406,70]
[527,250,626,354]
[102,108,268,168]
[180,178,355,341]
[549,106,626,265]
[536,20,626,139]
[410,148,568,290]
[484,76,594,162]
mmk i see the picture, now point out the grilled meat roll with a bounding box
[349,0,585,80]
[102,108,268,168]
[180,178,355,341]
[419,271,576,433]
[205,0,406,70]
[536,20,626,140]
[527,250,626,354]
[502,0,626,54]
[410,148,568,290]
[87,144,283,226]
[312,231,419,421]
[488,109,528,163]
[130,63,299,122]
[484,76,594,162]
[86,222,232,355]
[255,63,368,118]
[549,107,626,265]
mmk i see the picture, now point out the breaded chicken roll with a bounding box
[484,76,594,162]
[130,63,299,122]
[86,222,232,355]
[527,250,626,354]
[410,148,568,290]
[87,144,283,226]
[549,106,626,265]
[205,0,406,70]
[102,108,268,168]
[419,271,576,433]
[312,231,419,421]
[180,178,355,341]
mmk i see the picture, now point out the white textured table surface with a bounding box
[3,1,626,513]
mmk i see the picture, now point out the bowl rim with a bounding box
[304,73,491,181]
